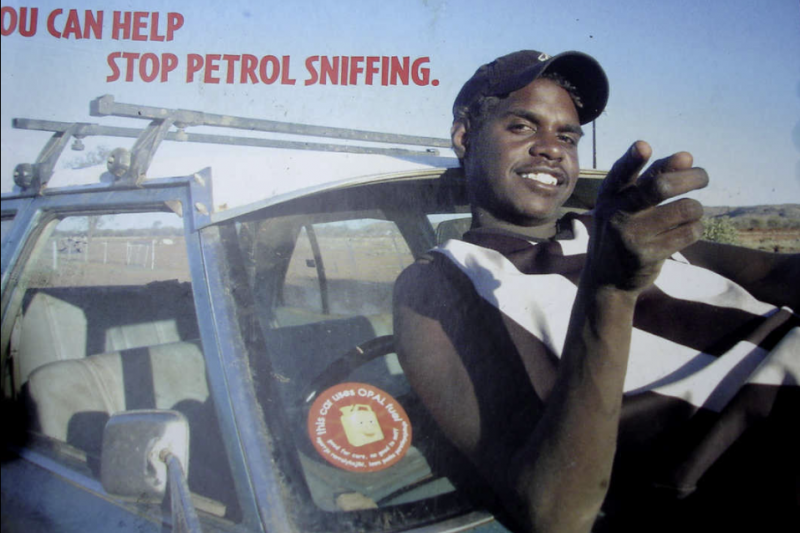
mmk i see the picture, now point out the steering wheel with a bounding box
[299,335,395,407]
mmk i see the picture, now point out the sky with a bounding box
[2,0,799,206]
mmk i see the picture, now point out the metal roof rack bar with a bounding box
[11,95,455,193]
[12,118,447,157]
[90,95,452,149]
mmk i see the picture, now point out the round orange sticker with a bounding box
[307,382,412,472]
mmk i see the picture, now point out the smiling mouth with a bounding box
[519,172,559,186]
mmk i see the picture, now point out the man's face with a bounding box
[457,78,582,229]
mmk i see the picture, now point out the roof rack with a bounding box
[12,95,452,194]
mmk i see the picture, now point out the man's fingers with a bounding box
[610,149,708,211]
[636,167,709,206]
[599,144,709,222]
[627,198,705,237]
[646,217,705,260]
[616,198,704,263]
[600,141,652,196]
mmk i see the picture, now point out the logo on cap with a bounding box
[538,52,551,61]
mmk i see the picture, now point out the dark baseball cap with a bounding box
[453,50,609,125]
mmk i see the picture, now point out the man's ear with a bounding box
[451,120,469,160]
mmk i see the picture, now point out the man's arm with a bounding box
[395,141,707,533]
[681,240,800,309]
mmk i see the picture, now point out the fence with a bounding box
[33,235,190,287]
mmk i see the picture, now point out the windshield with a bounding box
[214,175,484,531]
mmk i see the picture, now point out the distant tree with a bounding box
[87,215,104,243]
[702,217,739,245]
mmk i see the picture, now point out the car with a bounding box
[0,95,604,533]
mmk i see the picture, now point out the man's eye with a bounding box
[559,134,578,145]
[509,123,534,133]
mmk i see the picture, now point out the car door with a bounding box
[1,177,246,532]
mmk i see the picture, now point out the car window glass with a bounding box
[1,216,16,271]
[282,225,324,319]
[1,216,14,247]
[428,214,472,245]
[279,219,414,325]
[12,211,241,523]
[24,213,190,289]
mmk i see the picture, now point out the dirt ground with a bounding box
[736,228,800,254]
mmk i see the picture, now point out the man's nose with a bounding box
[529,134,563,160]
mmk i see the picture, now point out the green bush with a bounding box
[738,216,764,229]
[702,217,739,245]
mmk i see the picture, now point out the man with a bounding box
[394,51,798,533]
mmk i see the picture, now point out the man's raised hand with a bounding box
[588,141,709,294]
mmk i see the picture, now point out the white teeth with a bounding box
[520,172,558,186]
